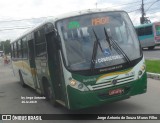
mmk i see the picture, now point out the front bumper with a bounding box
[67,73,147,110]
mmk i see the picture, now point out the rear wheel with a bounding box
[43,79,58,107]
[19,71,26,88]
[148,46,155,50]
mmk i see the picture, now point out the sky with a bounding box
[0,0,160,41]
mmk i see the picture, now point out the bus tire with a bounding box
[19,71,26,88]
[43,79,58,107]
[148,46,155,50]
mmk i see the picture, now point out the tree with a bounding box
[0,40,11,54]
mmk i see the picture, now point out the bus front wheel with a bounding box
[148,46,155,50]
[43,80,58,107]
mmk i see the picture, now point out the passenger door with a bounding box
[45,30,65,103]
[34,28,48,93]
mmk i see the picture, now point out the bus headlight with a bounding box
[138,64,146,78]
[69,78,89,91]
[70,80,77,86]
[141,65,146,71]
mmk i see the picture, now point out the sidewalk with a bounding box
[147,72,160,80]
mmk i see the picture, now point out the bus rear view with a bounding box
[56,10,147,109]
[135,22,160,50]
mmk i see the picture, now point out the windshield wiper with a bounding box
[104,28,112,50]
[90,28,103,70]
[104,27,131,64]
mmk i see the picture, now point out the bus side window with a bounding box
[22,37,28,58]
[34,28,47,57]
[17,40,22,58]
[13,42,17,58]
[28,39,35,59]
[11,44,14,58]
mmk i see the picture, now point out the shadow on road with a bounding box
[62,101,144,114]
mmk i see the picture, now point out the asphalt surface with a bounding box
[0,58,160,123]
[143,46,160,60]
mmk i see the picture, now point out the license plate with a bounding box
[109,88,124,96]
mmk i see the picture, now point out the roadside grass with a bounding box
[145,60,160,74]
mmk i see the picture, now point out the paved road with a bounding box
[0,60,160,123]
[143,46,160,60]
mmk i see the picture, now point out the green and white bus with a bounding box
[11,9,147,110]
[135,22,160,50]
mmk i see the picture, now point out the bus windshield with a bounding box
[57,11,141,71]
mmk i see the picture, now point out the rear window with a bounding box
[136,26,153,36]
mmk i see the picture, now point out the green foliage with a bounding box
[145,60,160,74]
[0,40,11,54]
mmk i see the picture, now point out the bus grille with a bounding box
[88,75,135,91]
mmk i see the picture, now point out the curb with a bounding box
[147,72,160,80]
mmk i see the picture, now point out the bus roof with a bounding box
[53,8,119,21]
[135,23,153,28]
[12,8,125,43]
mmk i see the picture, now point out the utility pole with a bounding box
[140,0,152,24]
[140,0,145,24]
